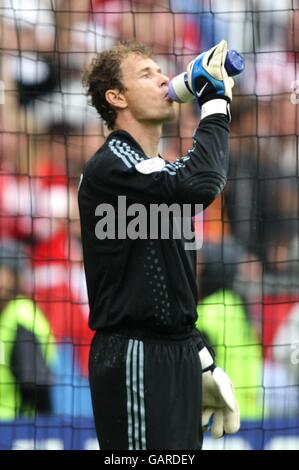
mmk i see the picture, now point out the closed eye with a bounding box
[138,66,161,78]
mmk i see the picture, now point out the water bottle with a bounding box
[167,49,245,103]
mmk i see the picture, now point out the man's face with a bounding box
[120,54,175,124]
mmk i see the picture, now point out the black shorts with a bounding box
[89,331,202,450]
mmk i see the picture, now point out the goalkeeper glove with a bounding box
[199,347,240,439]
[188,39,234,106]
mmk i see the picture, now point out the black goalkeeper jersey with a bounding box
[78,114,229,338]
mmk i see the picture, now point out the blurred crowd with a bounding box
[0,0,299,423]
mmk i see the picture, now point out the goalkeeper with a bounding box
[79,39,240,450]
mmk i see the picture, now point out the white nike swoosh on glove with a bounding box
[196,82,208,98]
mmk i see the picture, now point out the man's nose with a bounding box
[159,73,169,87]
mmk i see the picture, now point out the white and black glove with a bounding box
[189,39,234,105]
[199,347,240,439]
[188,40,234,121]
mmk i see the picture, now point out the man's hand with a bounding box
[188,40,234,106]
[202,367,240,439]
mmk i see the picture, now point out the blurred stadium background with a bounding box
[0,0,299,450]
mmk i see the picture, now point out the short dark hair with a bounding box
[82,40,152,130]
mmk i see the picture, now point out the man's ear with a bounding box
[105,89,128,110]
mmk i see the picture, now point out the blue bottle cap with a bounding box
[225,50,245,77]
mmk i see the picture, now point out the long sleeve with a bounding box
[83,114,229,208]
[11,326,52,413]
